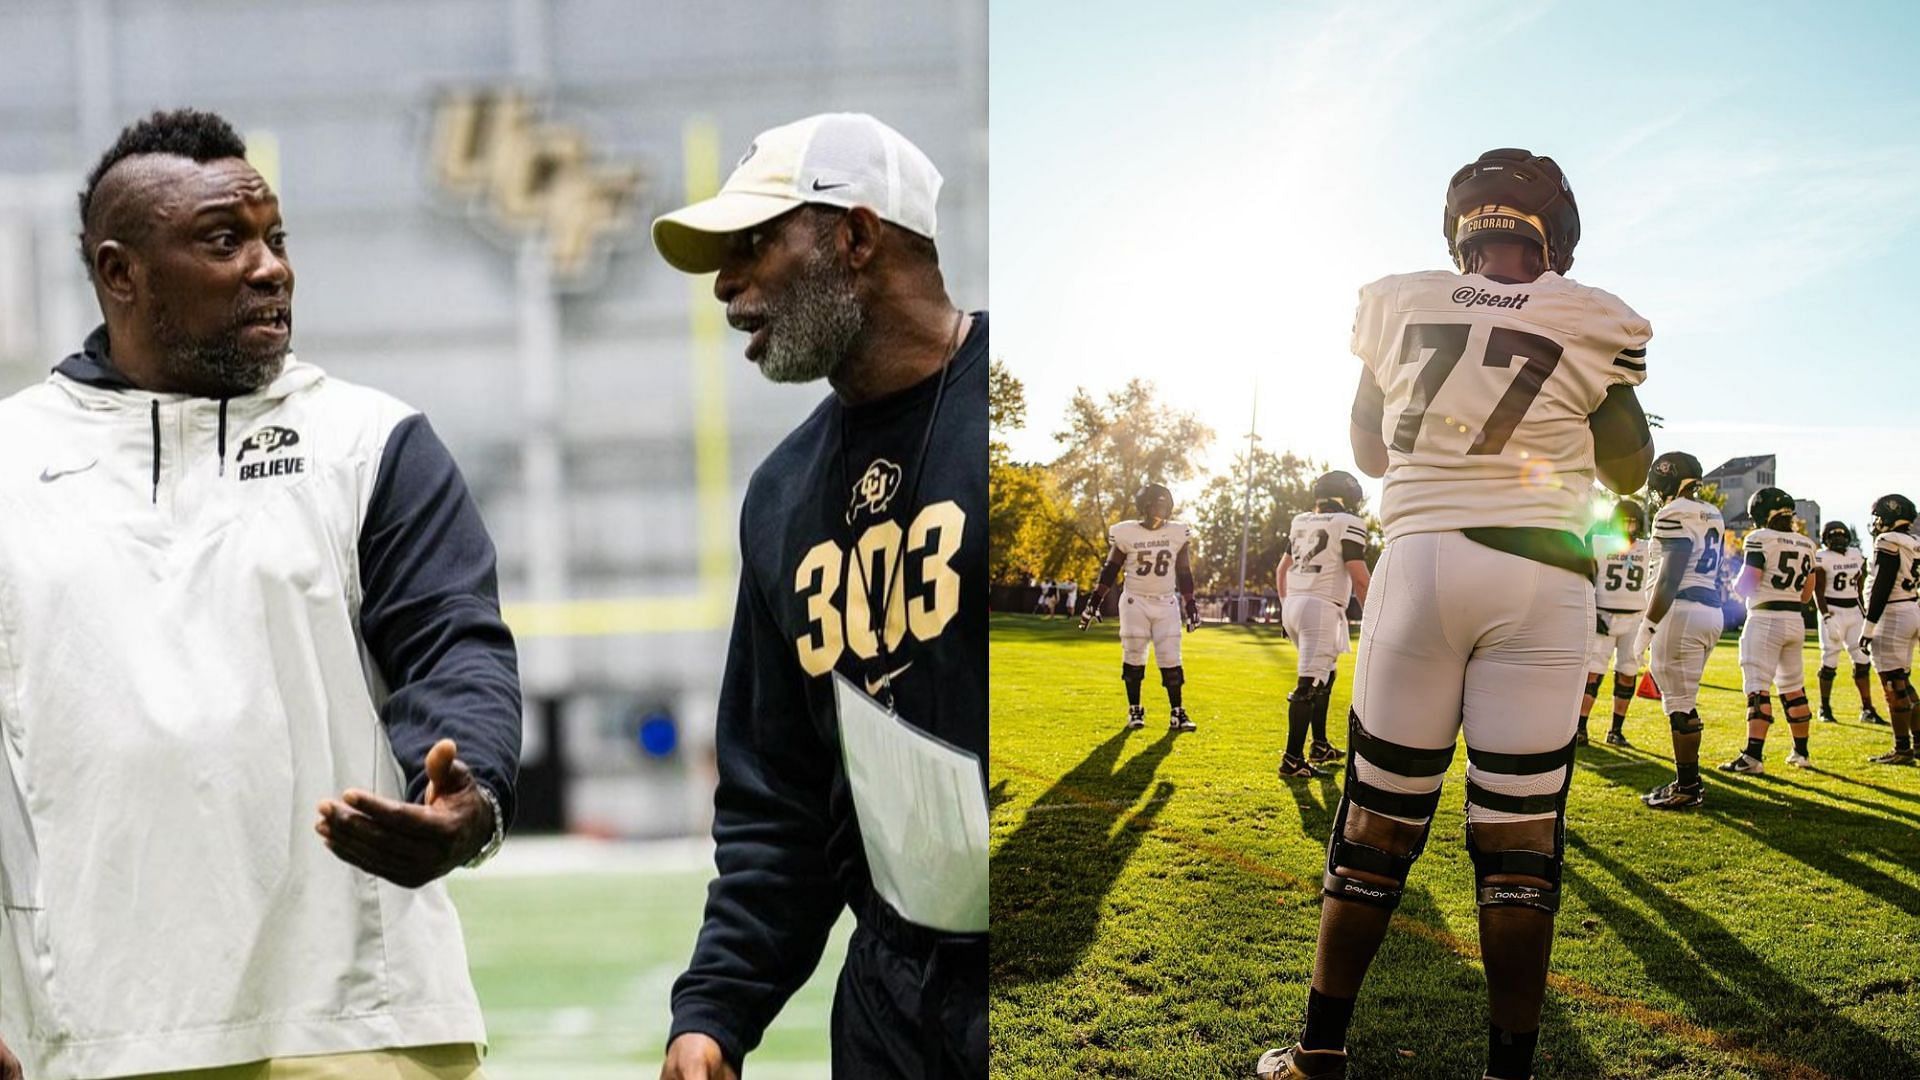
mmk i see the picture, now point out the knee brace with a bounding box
[1781,690,1812,721]
[1612,673,1636,701]
[1287,676,1317,703]
[1819,665,1838,682]
[1322,710,1454,911]
[1885,669,1915,711]
[1746,692,1772,724]
[1159,664,1184,688]
[1669,710,1703,734]
[1463,740,1574,914]
[1584,672,1604,698]
[1855,661,1874,681]
[1121,663,1145,686]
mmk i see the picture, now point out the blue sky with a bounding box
[993,1,1920,530]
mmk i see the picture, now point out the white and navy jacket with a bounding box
[0,327,520,1078]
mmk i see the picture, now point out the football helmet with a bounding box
[1613,497,1646,539]
[1821,520,1852,551]
[1444,148,1580,275]
[1747,487,1795,528]
[1312,470,1364,509]
[1870,493,1916,535]
[1135,482,1174,522]
[1645,451,1703,502]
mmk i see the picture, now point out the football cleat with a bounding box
[1642,780,1705,810]
[1786,751,1813,769]
[1718,753,1764,775]
[1307,740,1342,765]
[1862,706,1888,725]
[1605,729,1631,747]
[1277,754,1326,780]
[1818,704,1838,723]
[1125,705,1146,730]
[1868,748,1915,766]
[1255,1043,1347,1079]
[1169,707,1197,733]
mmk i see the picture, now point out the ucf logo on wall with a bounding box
[429,89,646,284]
[793,465,966,677]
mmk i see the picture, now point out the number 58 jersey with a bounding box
[1742,527,1817,607]
[1351,270,1651,539]
[1110,518,1192,599]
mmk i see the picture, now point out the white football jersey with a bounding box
[1351,270,1650,539]
[1109,518,1193,599]
[1816,548,1864,602]
[1742,527,1816,607]
[1284,511,1369,605]
[1650,496,1726,598]
[1592,534,1651,612]
[1871,529,1920,605]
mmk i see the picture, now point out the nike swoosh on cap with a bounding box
[811,179,851,191]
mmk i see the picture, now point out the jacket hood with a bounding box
[54,324,323,404]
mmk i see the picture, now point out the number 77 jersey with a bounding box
[1351,270,1651,539]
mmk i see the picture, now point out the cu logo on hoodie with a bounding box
[236,425,306,481]
[847,458,903,525]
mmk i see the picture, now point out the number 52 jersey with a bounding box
[1351,270,1651,539]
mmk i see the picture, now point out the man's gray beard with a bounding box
[756,243,863,384]
[151,297,287,397]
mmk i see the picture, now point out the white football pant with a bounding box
[1119,591,1183,667]
[1283,594,1348,683]
[1587,611,1643,677]
[1739,609,1806,694]
[1818,605,1868,669]
[1648,600,1723,715]
[1871,600,1920,674]
[1351,531,1590,825]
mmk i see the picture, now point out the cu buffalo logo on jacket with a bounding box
[236,425,305,481]
[847,458,903,524]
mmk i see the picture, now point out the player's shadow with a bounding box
[1819,768,1920,807]
[1565,833,1914,1075]
[991,729,1179,988]
[1282,771,1340,841]
[1582,759,1920,946]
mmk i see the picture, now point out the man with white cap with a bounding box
[653,113,987,1080]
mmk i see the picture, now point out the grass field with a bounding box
[990,613,1920,1079]
[448,840,849,1079]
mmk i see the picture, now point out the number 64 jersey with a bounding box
[1351,270,1651,539]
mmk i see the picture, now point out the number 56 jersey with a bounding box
[1109,518,1193,599]
[1351,270,1651,539]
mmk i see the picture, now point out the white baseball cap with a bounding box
[651,112,942,274]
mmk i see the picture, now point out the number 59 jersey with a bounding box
[1651,496,1726,597]
[1742,527,1817,607]
[1351,270,1651,540]
[1109,518,1192,599]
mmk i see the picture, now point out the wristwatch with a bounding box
[464,783,506,869]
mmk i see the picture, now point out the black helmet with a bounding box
[1747,487,1795,528]
[1444,148,1581,275]
[1870,494,1916,535]
[1613,498,1646,538]
[1312,470,1364,509]
[1135,482,1174,520]
[1822,520,1852,549]
[1646,451,1704,501]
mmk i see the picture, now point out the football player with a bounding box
[1720,488,1818,773]
[1258,148,1653,1080]
[1578,498,1649,748]
[1275,470,1372,779]
[1813,520,1883,723]
[1080,483,1202,732]
[1636,452,1725,809]
[1862,494,1920,764]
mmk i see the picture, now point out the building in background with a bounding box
[0,0,987,838]
[1706,454,1821,535]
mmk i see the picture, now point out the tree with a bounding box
[1050,379,1212,548]
[989,358,1026,469]
[1190,448,1376,593]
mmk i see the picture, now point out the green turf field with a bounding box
[990,613,1920,1079]
[448,854,849,1078]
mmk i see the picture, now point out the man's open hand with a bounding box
[661,1033,739,1080]
[315,739,494,888]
